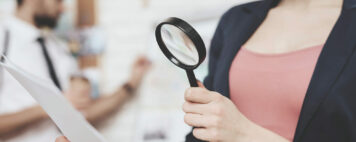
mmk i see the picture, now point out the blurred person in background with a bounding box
[0,0,151,142]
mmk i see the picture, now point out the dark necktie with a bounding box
[37,37,62,90]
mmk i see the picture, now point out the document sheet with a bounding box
[0,57,107,142]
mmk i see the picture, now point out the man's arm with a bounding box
[83,85,133,125]
[0,105,48,138]
[83,56,151,125]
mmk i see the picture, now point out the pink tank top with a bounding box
[229,45,323,141]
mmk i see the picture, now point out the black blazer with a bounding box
[186,0,356,141]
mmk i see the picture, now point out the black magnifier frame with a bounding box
[155,17,206,87]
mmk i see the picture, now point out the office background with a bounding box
[0,0,251,141]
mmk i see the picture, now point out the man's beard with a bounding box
[34,15,58,29]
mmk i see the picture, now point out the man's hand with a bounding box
[128,56,152,89]
[64,77,93,110]
[55,136,70,142]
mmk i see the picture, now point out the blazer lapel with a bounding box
[294,1,356,141]
[213,0,276,98]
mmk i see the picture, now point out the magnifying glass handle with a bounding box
[186,70,207,142]
[186,70,198,87]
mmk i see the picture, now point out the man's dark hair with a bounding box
[17,0,24,6]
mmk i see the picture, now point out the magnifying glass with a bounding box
[155,17,206,87]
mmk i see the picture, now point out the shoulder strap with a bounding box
[1,29,10,62]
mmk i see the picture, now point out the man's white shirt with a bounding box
[0,16,78,142]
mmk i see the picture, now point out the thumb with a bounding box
[197,81,206,89]
[56,136,70,142]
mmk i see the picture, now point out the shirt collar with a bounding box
[5,16,41,43]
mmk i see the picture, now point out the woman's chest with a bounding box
[242,8,340,54]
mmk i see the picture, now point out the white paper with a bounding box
[0,57,107,142]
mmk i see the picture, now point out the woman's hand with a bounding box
[55,136,69,142]
[183,87,254,141]
[183,86,290,142]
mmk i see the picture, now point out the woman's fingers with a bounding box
[185,88,215,104]
[193,128,219,141]
[184,113,207,127]
[55,136,70,142]
[182,101,209,114]
[184,87,226,114]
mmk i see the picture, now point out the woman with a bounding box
[184,0,356,141]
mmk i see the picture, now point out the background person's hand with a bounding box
[128,56,152,89]
[183,87,256,142]
[64,77,93,110]
[55,136,70,142]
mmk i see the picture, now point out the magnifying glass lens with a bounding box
[161,25,199,66]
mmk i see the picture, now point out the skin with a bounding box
[0,0,152,139]
[56,136,70,142]
[182,0,342,142]
[244,0,342,54]
[65,77,93,110]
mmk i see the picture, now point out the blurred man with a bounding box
[0,0,151,142]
